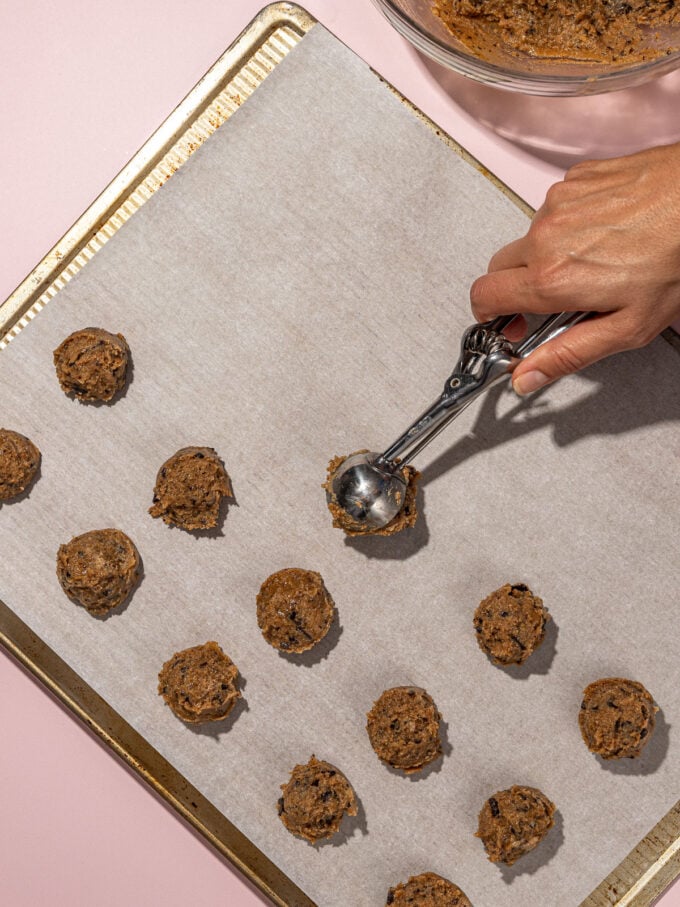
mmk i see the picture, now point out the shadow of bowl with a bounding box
[413,45,680,170]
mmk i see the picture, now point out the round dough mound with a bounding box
[386,872,472,906]
[278,755,357,843]
[473,583,549,666]
[149,446,232,531]
[323,451,420,537]
[367,686,442,773]
[56,528,140,615]
[579,677,657,759]
[0,428,41,500]
[53,327,130,402]
[257,568,335,653]
[158,641,241,724]
[475,785,555,865]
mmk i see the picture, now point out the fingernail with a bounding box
[513,370,550,396]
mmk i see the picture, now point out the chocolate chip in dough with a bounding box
[56,528,140,615]
[278,756,357,843]
[158,641,241,724]
[579,677,657,759]
[149,446,232,531]
[0,429,41,500]
[257,567,335,654]
[473,583,549,666]
[53,327,130,402]
[367,686,443,774]
[475,785,555,865]
[385,872,472,906]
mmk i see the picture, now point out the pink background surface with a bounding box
[0,2,678,904]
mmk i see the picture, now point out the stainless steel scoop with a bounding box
[329,311,588,530]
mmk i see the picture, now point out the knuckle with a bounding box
[565,158,599,179]
[544,180,569,209]
[528,213,559,248]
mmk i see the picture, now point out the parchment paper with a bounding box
[1,24,679,907]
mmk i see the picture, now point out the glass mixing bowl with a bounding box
[373,0,680,95]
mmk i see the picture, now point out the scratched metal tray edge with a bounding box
[0,601,312,907]
[0,4,677,905]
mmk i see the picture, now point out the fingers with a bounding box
[502,314,527,343]
[563,158,604,181]
[470,268,528,321]
[511,314,630,396]
[470,267,585,322]
[486,237,529,273]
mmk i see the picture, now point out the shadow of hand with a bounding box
[422,341,680,488]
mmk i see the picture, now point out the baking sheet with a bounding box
[1,22,679,907]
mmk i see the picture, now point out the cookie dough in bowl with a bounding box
[579,677,657,759]
[473,583,549,666]
[256,568,335,654]
[475,785,555,865]
[53,327,130,402]
[386,872,472,906]
[278,755,357,843]
[56,528,140,616]
[373,0,680,96]
[433,0,680,66]
[158,641,241,724]
[367,686,443,774]
[0,428,41,500]
[149,446,232,531]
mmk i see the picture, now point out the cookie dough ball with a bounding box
[158,641,241,724]
[56,528,140,615]
[475,785,555,866]
[386,872,472,906]
[278,756,357,843]
[257,568,335,654]
[367,686,442,774]
[579,677,657,759]
[0,429,41,500]
[323,451,420,537]
[473,583,549,666]
[149,446,232,531]
[53,327,130,402]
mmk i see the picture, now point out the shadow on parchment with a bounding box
[278,616,344,668]
[313,790,369,849]
[595,706,670,777]
[420,343,680,491]
[343,485,430,561]
[498,808,565,884]
[487,615,559,680]
[339,340,679,559]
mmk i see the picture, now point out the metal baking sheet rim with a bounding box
[0,4,677,904]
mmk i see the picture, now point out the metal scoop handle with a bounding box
[379,311,589,466]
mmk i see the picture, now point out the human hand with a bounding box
[470,142,680,395]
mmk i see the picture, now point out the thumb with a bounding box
[511,316,627,396]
